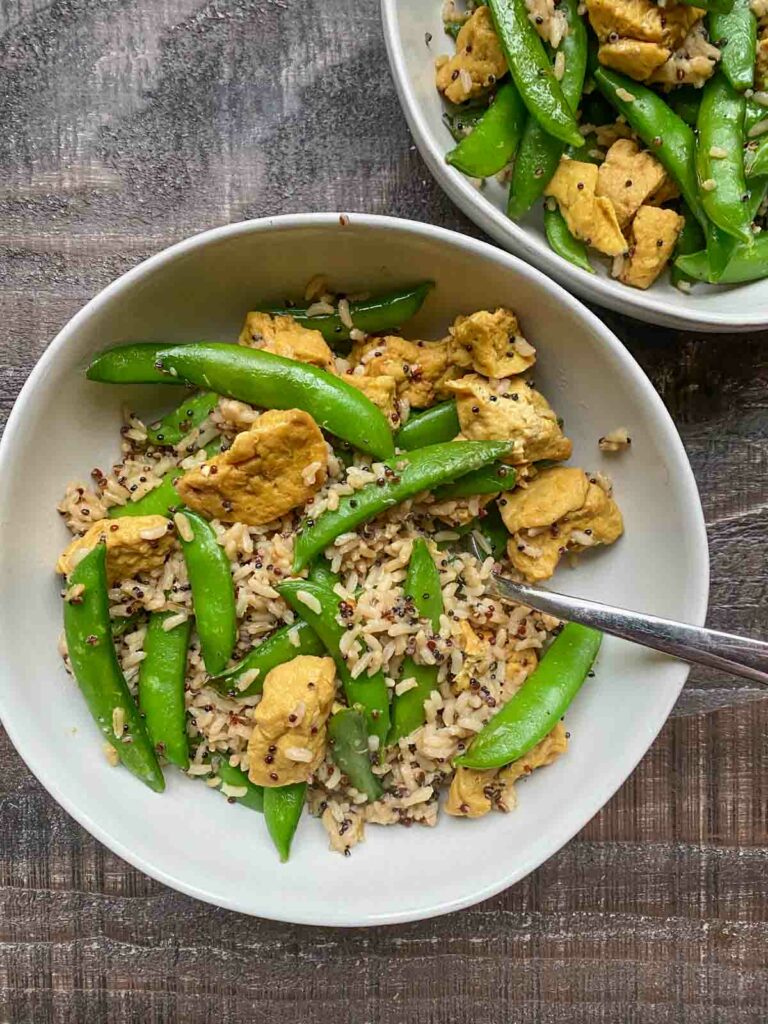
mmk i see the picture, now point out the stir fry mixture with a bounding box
[57,281,624,861]
[437,0,768,289]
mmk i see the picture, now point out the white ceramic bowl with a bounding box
[0,213,708,925]
[382,0,768,333]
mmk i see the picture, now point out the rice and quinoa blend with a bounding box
[57,286,623,856]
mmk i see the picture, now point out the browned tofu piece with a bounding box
[176,409,328,525]
[500,466,623,581]
[445,722,569,817]
[445,374,572,466]
[586,0,703,47]
[619,205,684,289]
[544,159,627,257]
[435,6,507,103]
[247,655,336,787]
[238,311,336,373]
[448,308,536,379]
[596,140,668,229]
[757,31,768,91]
[648,23,720,87]
[344,373,400,427]
[57,515,174,583]
[597,39,670,81]
[349,335,452,409]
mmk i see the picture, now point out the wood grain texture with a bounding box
[0,1,766,1021]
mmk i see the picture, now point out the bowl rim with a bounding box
[380,0,768,334]
[0,212,710,925]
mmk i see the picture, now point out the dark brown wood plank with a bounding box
[0,0,766,1021]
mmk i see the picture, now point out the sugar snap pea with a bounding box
[146,391,218,446]
[507,0,588,219]
[277,579,391,748]
[433,462,517,501]
[443,105,487,143]
[745,137,768,179]
[292,440,513,572]
[446,80,527,178]
[670,203,707,289]
[138,611,191,769]
[469,503,509,560]
[674,235,768,282]
[710,0,756,92]
[257,282,434,344]
[86,343,186,385]
[111,610,143,638]
[63,544,165,792]
[696,73,752,243]
[263,783,306,862]
[328,708,384,801]
[678,0,734,12]
[667,86,702,127]
[208,620,324,698]
[544,205,594,274]
[394,401,460,451]
[213,757,264,812]
[455,622,602,770]
[488,0,583,148]
[157,343,394,460]
[389,539,444,745]
[176,508,237,676]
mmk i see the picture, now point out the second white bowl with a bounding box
[382,0,768,333]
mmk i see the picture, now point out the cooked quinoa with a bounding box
[56,289,623,856]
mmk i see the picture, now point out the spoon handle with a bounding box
[490,576,768,686]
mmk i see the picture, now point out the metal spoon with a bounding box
[466,538,768,686]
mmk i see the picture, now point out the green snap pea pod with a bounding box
[394,401,460,451]
[257,282,434,344]
[328,709,384,801]
[213,756,264,812]
[292,440,513,572]
[86,343,187,384]
[443,105,487,143]
[176,508,237,675]
[455,622,602,770]
[263,783,306,862]
[277,579,391,748]
[157,343,394,461]
[146,391,218,446]
[111,610,143,637]
[745,137,768,178]
[307,559,340,592]
[667,86,702,128]
[506,0,588,218]
[389,539,444,745]
[208,620,325,698]
[433,462,517,501]
[446,81,527,177]
[674,235,768,282]
[109,471,182,519]
[62,545,165,792]
[678,0,734,11]
[745,98,768,133]
[138,611,191,769]
[670,203,707,288]
[710,0,756,91]
[488,0,583,148]
[594,67,707,229]
[696,73,751,243]
[472,503,509,560]
[543,205,594,274]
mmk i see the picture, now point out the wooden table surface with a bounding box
[0,1,766,1021]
